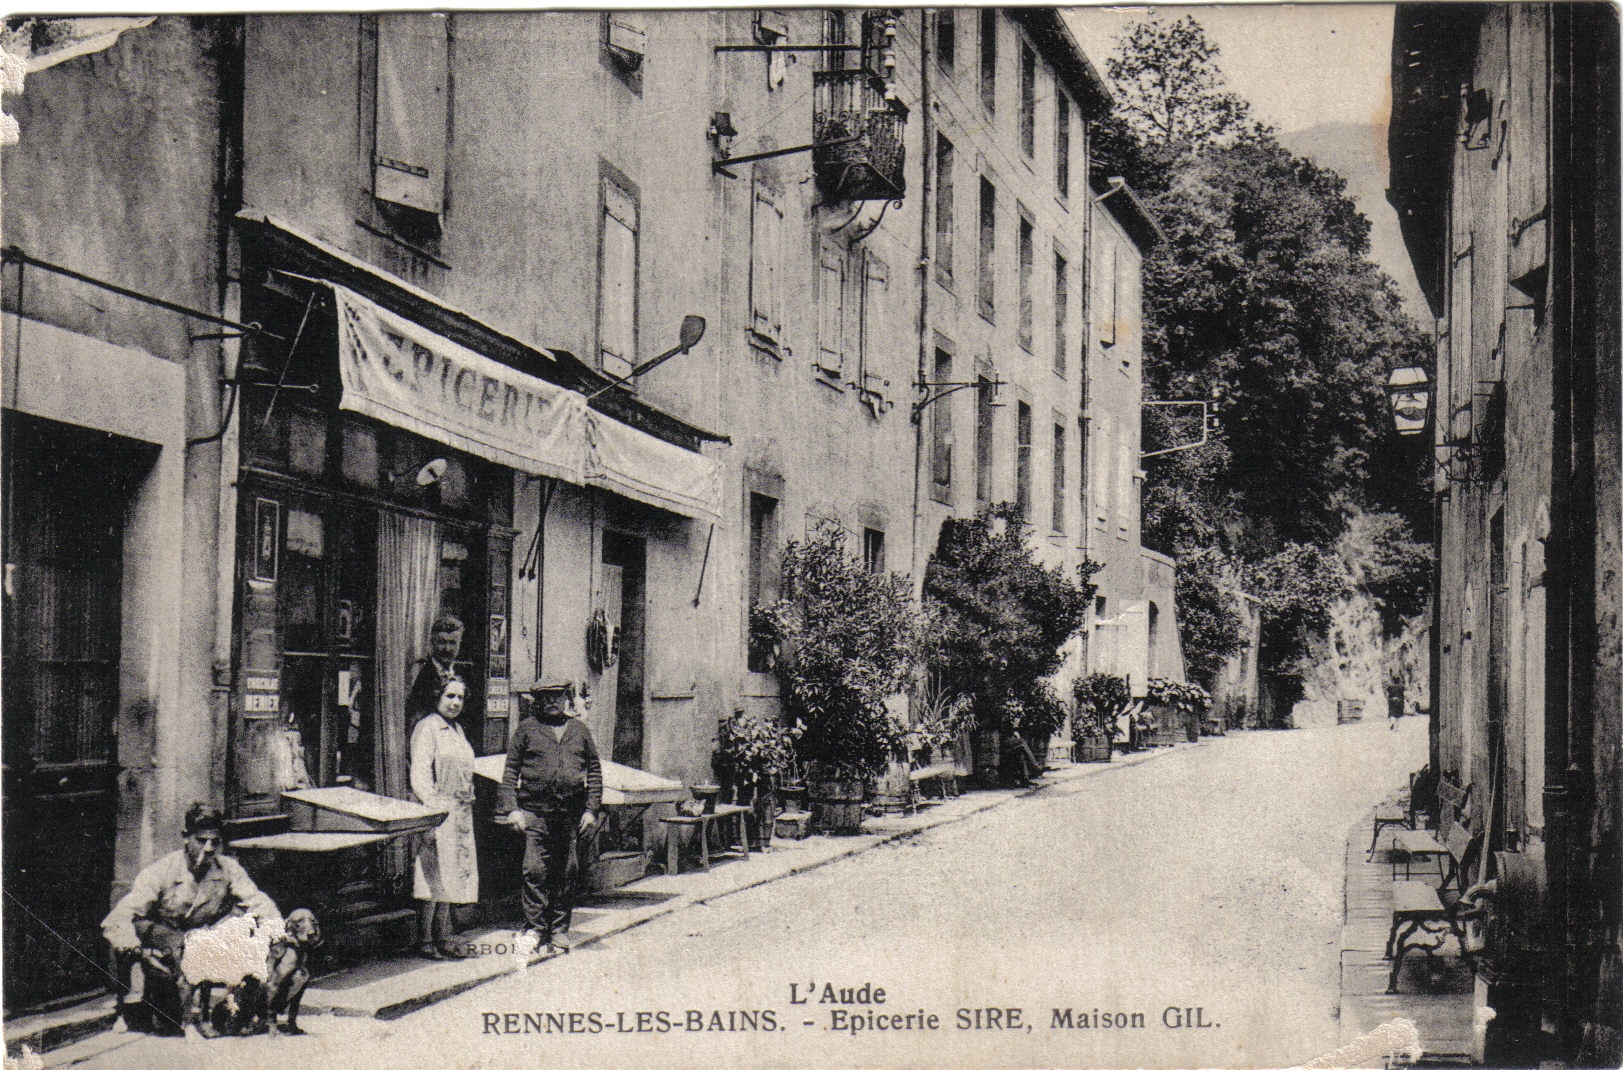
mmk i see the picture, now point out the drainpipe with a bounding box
[1543,5,1580,1058]
[909,8,932,592]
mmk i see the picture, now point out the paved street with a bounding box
[40,720,1426,1070]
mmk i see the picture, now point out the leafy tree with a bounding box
[1335,509,1434,638]
[754,523,919,778]
[1174,546,1250,688]
[1092,13,1435,720]
[922,503,1098,742]
[1104,15,1253,151]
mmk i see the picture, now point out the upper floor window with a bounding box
[599,171,639,379]
[1053,249,1069,377]
[1017,210,1035,350]
[935,135,955,287]
[1098,241,1118,348]
[1019,42,1037,158]
[936,10,956,72]
[818,241,855,378]
[1015,400,1033,523]
[978,177,997,322]
[979,9,997,115]
[1051,420,1067,532]
[975,375,996,506]
[749,178,785,355]
[602,12,647,93]
[374,13,450,216]
[1055,91,1071,198]
[931,347,954,503]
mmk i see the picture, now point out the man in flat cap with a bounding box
[103,802,282,1036]
[498,680,602,954]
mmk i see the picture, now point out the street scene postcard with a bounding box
[1,4,1618,1069]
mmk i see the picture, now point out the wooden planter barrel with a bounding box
[809,778,867,833]
[1074,737,1112,763]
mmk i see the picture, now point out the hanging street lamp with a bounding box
[1385,366,1431,436]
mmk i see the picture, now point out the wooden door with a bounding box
[3,416,140,1009]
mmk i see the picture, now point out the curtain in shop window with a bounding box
[376,512,441,811]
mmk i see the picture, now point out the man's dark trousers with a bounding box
[521,809,581,941]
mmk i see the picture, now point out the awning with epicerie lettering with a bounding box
[331,281,722,522]
[332,283,587,483]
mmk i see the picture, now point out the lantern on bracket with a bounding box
[1385,366,1431,437]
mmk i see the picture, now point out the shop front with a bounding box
[224,219,721,952]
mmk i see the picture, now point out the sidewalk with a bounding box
[1339,801,1475,1067]
[8,747,1169,1060]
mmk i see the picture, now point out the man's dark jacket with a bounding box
[497,715,603,814]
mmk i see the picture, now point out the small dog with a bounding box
[256,908,321,1035]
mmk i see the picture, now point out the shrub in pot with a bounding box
[711,707,794,847]
[1072,673,1129,762]
[754,523,920,832]
[923,504,1097,785]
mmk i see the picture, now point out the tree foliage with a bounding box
[754,523,919,778]
[1105,16,1252,151]
[1174,546,1250,688]
[1095,15,1433,713]
[922,503,1098,740]
[1103,14,1431,558]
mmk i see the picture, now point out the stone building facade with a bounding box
[1388,5,1620,1064]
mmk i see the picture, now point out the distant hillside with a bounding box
[1281,122,1428,321]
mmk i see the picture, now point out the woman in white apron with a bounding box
[409,675,478,959]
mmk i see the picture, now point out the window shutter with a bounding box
[374,14,450,214]
[817,248,846,375]
[606,13,647,64]
[861,253,888,393]
[750,182,784,344]
[600,178,638,377]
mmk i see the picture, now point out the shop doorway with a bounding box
[600,532,647,768]
[3,414,145,1009]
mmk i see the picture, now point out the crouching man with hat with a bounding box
[102,803,283,1037]
[498,680,602,956]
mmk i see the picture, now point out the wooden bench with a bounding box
[660,803,751,874]
[1368,767,1428,860]
[908,760,959,801]
[1384,821,1480,993]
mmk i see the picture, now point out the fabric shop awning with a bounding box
[333,283,720,521]
[585,407,722,523]
[335,284,585,483]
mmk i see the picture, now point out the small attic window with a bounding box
[603,13,647,92]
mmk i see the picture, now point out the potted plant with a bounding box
[922,504,1097,786]
[711,707,794,848]
[909,675,970,767]
[1146,677,1212,743]
[754,523,920,833]
[1072,673,1128,762]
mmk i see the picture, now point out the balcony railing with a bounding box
[813,68,907,204]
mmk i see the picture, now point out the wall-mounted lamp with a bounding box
[587,315,707,402]
[389,457,448,488]
[707,112,738,161]
[1385,365,1430,436]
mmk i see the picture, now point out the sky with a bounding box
[1062,3,1427,316]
